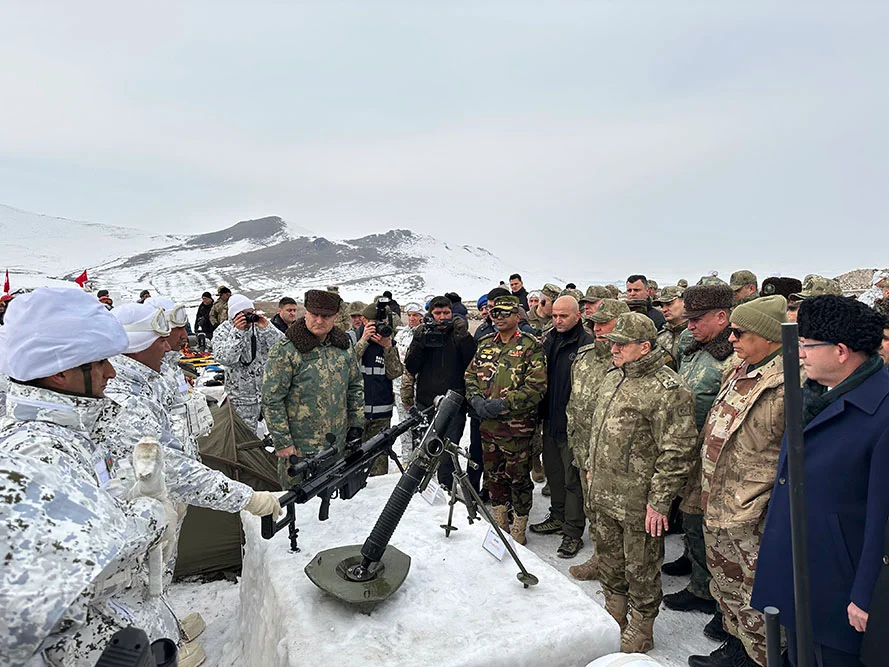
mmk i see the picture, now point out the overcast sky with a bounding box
[0,2,886,284]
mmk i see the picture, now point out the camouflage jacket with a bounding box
[464,329,547,438]
[586,347,697,522]
[353,336,405,380]
[0,382,167,666]
[209,299,228,327]
[104,354,253,512]
[212,320,284,406]
[677,327,736,513]
[335,300,351,335]
[657,321,689,371]
[261,320,364,455]
[160,351,212,460]
[701,353,787,530]
[526,308,552,336]
[565,340,613,467]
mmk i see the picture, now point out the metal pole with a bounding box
[764,606,782,667]
[781,323,813,667]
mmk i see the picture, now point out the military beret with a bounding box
[730,270,758,290]
[579,285,611,304]
[603,312,658,344]
[790,274,843,301]
[305,289,343,316]
[682,285,734,318]
[652,285,685,305]
[541,284,561,300]
[589,298,630,323]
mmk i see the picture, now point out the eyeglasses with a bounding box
[611,340,644,349]
[490,308,515,319]
[124,307,172,337]
[727,327,748,339]
[798,340,835,349]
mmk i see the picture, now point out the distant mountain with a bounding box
[1,205,561,304]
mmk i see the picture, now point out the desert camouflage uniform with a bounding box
[0,381,169,666]
[585,347,697,618]
[464,329,547,516]
[261,322,364,488]
[211,320,284,430]
[701,352,787,665]
[656,321,689,371]
[209,299,228,328]
[676,326,736,599]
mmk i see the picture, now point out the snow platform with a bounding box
[239,475,620,667]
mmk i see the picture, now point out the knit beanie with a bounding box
[730,295,787,342]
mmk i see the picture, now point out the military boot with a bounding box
[179,612,206,642]
[178,640,207,667]
[703,610,729,642]
[620,609,654,653]
[531,454,545,483]
[568,554,599,581]
[510,515,529,545]
[603,593,628,633]
[687,636,743,667]
[491,504,510,532]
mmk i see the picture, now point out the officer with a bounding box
[585,312,697,653]
[528,283,561,335]
[729,270,759,305]
[465,295,547,545]
[653,285,688,370]
[786,274,843,323]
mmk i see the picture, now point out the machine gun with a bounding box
[261,406,433,552]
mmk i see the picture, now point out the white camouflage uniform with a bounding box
[159,351,213,461]
[211,320,283,431]
[0,381,169,667]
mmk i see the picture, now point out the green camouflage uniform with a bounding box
[730,270,759,306]
[354,335,404,476]
[261,320,365,488]
[465,320,547,517]
[652,286,688,371]
[585,313,697,619]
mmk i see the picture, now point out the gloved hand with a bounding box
[484,398,508,416]
[128,437,166,500]
[245,491,282,521]
[346,426,364,443]
[469,395,488,420]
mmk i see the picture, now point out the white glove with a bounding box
[244,491,282,521]
[128,437,167,500]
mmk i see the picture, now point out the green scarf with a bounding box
[801,353,884,426]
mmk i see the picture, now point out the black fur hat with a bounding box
[682,285,734,318]
[760,277,803,299]
[798,295,883,354]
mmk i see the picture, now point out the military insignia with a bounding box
[763,283,775,295]
[655,368,680,389]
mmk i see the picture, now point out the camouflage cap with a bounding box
[579,285,611,304]
[326,285,340,293]
[652,285,685,305]
[541,283,561,301]
[730,270,758,290]
[589,298,631,323]
[559,288,583,302]
[603,312,658,344]
[677,279,689,288]
[605,284,620,298]
[490,295,520,312]
[348,300,368,315]
[648,280,659,290]
[790,274,843,300]
[697,275,728,287]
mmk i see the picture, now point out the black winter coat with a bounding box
[541,320,594,440]
[405,328,477,408]
[861,519,889,666]
[195,301,214,335]
[512,287,529,311]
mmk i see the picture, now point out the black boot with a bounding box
[663,588,717,613]
[687,636,742,667]
[703,610,729,642]
[662,554,693,576]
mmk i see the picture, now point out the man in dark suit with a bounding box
[752,295,889,667]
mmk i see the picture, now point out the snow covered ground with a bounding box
[169,480,718,667]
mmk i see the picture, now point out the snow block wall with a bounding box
[238,476,620,666]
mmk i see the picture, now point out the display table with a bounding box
[239,475,620,666]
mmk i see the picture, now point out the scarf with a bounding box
[801,353,884,426]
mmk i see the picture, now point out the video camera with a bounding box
[421,313,450,348]
[374,297,394,338]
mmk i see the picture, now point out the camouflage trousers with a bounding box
[682,511,714,600]
[365,417,392,476]
[595,511,664,618]
[530,424,543,457]
[231,400,261,434]
[482,434,534,516]
[705,521,767,666]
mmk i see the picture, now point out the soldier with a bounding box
[786,274,843,323]
[465,295,547,545]
[625,274,666,330]
[353,302,404,476]
[209,286,231,327]
[527,283,560,335]
[532,296,594,558]
[579,285,611,318]
[566,298,630,581]
[759,277,802,300]
[663,284,735,625]
[584,312,697,652]
[212,295,284,432]
[688,296,789,667]
[262,289,364,487]
[730,270,759,305]
[347,300,368,339]
[0,288,171,666]
[327,285,353,333]
[653,285,688,370]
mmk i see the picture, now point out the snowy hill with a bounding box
[1,205,562,304]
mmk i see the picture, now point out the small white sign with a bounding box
[482,525,514,561]
[420,479,443,505]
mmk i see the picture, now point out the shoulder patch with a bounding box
[655,368,681,390]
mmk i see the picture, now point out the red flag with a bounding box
[3,270,8,294]
[74,270,88,287]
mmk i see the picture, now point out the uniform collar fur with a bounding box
[684,326,734,361]
[287,317,350,352]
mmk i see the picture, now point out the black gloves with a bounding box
[346,426,364,443]
[470,396,508,420]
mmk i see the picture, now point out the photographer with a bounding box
[354,301,404,475]
[405,295,477,487]
[212,294,283,432]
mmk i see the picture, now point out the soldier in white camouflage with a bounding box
[211,294,284,432]
[584,312,697,653]
[689,296,789,667]
[0,288,170,666]
[262,289,365,488]
[653,285,689,371]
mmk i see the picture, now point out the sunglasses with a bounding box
[727,327,748,339]
[490,308,516,318]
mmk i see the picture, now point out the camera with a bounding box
[243,311,262,324]
[421,314,448,348]
[374,298,393,338]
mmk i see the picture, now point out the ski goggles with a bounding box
[166,304,188,328]
[123,307,172,337]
